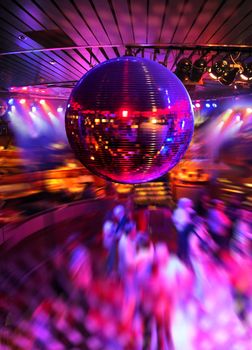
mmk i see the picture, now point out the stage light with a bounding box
[235,115,241,122]
[212,103,217,108]
[8,98,14,105]
[190,58,207,82]
[20,99,26,104]
[122,110,128,117]
[57,106,63,112]
[205,103,211,108]
[31,106,37,113]
[246,108,252,113]
[209,60,228,79]
[240,62,252,81]
[40,99,45,105]
[174,58,192,81]
[219,67,239,86]
[195,103,201,108]
[11,105,15,112]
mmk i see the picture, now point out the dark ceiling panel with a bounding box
[0,0,44,31]
[73,0,112,45]
[218,11,252,44]
[54,0,99,45]
[159,0,186,43]
[0,11,43,51]
[199,0,250,44]
[14,0,58,30]
[31,0,86,45]
[0,0,251,91]
[24,29,76,48]
[91,0,123,43]
[130,0,148,43]
[147,0,170,44]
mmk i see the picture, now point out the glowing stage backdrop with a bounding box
[66,56,194,184]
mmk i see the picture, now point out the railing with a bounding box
[0,198,112,250]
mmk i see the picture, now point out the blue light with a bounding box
[166,137,173,142]
[8,98,14,105]
[212,103,217,108]
[206,103,211,108]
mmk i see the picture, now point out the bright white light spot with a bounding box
[122,110,128,117]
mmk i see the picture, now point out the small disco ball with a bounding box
[0,100,8,117]
[65,56,194,183]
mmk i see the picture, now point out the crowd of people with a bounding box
[101,197,252,349]
[1,196,251,349]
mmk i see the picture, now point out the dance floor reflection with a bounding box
[0,221,252,350]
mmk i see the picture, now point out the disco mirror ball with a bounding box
[65,56,194,183]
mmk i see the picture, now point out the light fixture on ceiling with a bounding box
[209,60,229,79]
[219,66,240,86]
[49,60,56,65]
[174,58,192,82]
[18,34,27,41]
[240,62,252,81]
[190,58,207,82]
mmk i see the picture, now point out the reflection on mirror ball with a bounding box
[65,56,194,183]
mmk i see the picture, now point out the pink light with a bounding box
[195,103,201,108]
[22,87,27,91]
[20,99,26,104]
[40,99,45,105]
[122,110,128,117]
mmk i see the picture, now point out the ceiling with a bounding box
[0,0,252,97]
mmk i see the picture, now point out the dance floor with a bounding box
[0,219,252,350]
